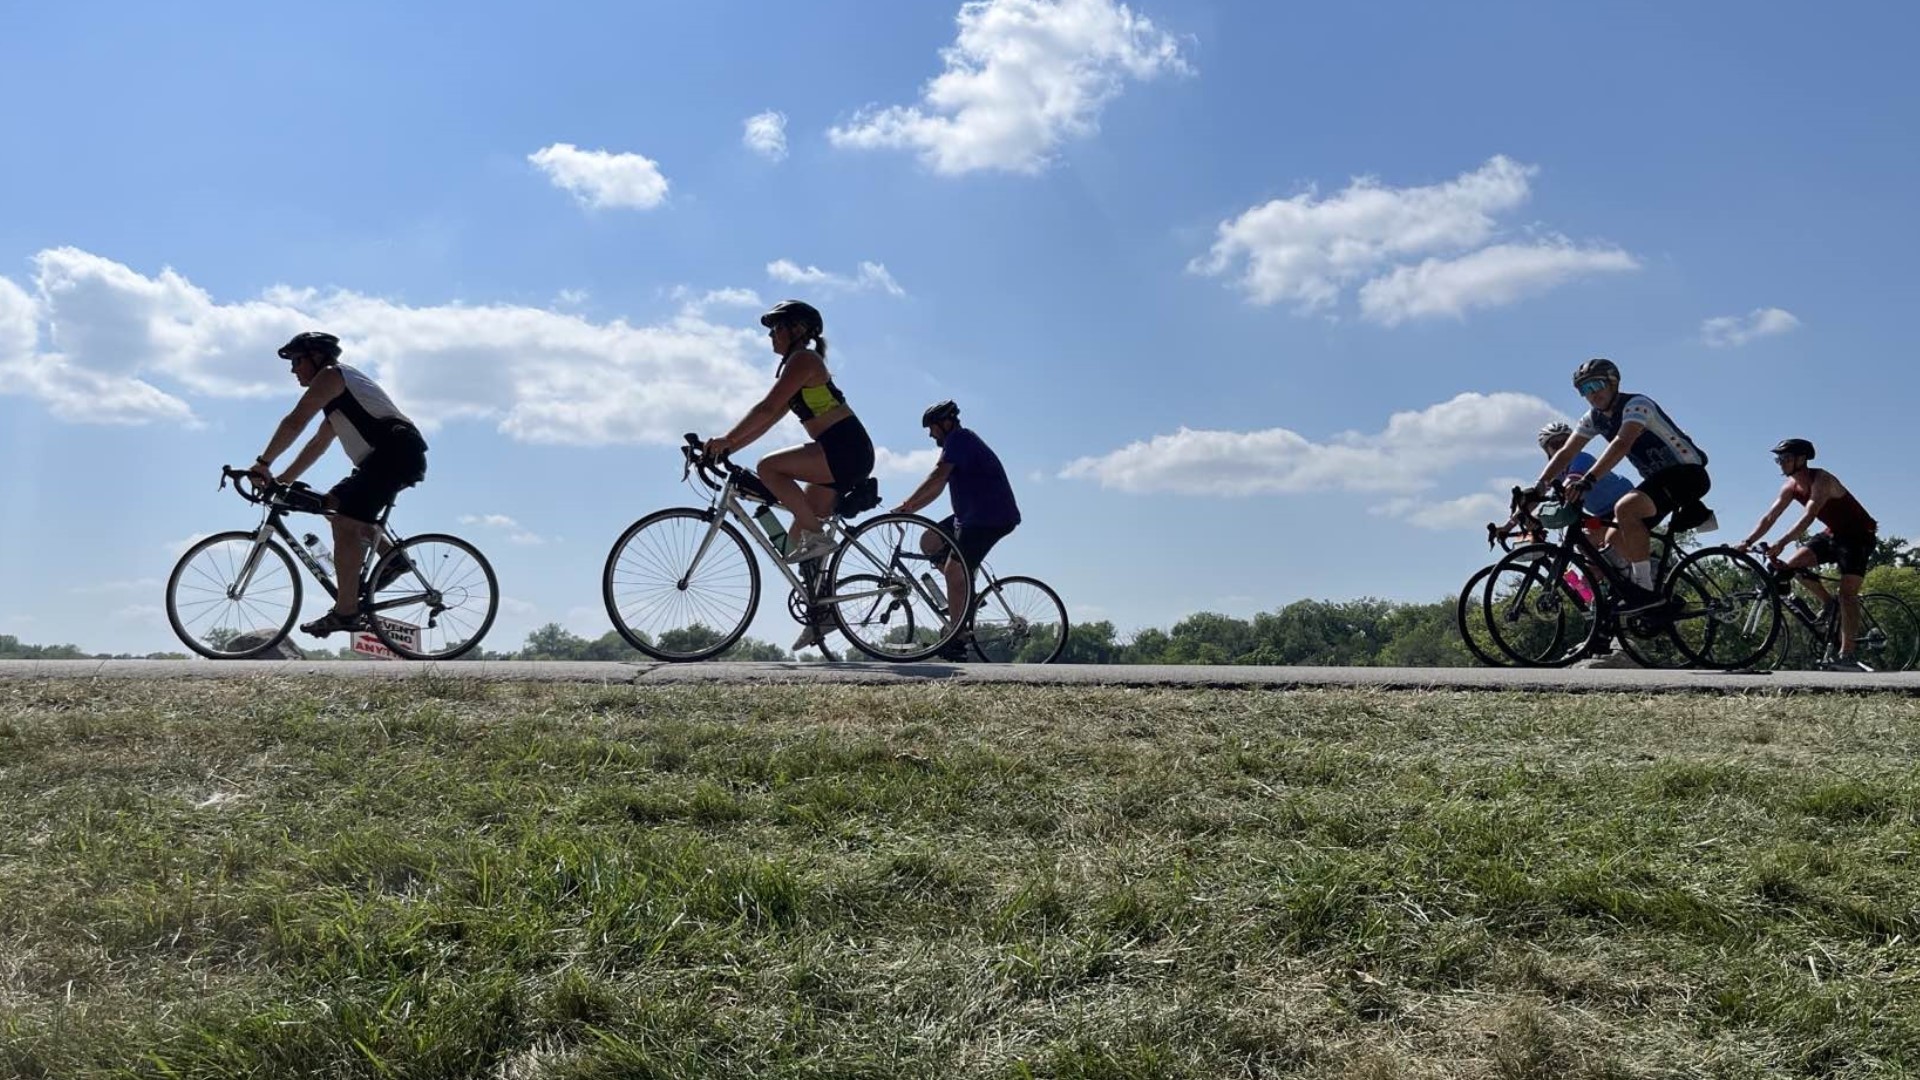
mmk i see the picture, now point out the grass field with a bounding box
[1,678,1917,1079]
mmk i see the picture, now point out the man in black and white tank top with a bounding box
[247,332,428,637]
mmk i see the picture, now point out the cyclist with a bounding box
[702,300,874,652]
[246,332,428,637]
[892,400,1021,659]
[1534,358,1710,614]
[1738,438,1880,671]
[1537,420,1636,666]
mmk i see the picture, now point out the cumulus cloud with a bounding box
[874,446,941,477]
[527,143,670,210]
[0,247,773,442]
[743,110,789,161]
[1370,482,1526,532]
[765,259,906,297]
[459,514,549,546]
[1192,156,1636,323]
[1701,307,1799,348]
[828,0,1190,175]
[1060,392,1560,496]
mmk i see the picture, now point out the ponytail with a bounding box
[811,333,828,359]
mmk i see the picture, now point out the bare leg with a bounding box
[759,444,835,535]
[1838,574,1864,655]
[327,514,378,616]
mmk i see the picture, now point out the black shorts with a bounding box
[330,445,427,524]
[932,515,1016,573]
[1635,464,1710,524]
[816,415,875,492]
[1804,531,1874,578]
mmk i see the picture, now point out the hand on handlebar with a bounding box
[701,435,737,461]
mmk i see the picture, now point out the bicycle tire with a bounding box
[826,513,963,662]
[969,575,1069,664]
[603,508,760,661]
[1454,564,1508,667]
[1858,593,1920,672]
[1481,543,1599,667]
[367,534,499,661]
[829,573,914,653]
[166,531,304,659]
[1663,546,1782,670]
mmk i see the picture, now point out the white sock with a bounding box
[1630,560,1654,589]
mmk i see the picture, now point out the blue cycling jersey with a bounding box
[1566,451,1632,518]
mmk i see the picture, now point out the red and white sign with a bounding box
[350,618,419,660]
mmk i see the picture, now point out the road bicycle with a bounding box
[165,468,499,660]
[947,560,1070,664]
[1455,520,1537,667]
[1481,485,1781,669]
[1762,559,1920,672]
[602,435,965,662]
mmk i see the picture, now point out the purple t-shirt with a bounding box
[940,427,1021,529]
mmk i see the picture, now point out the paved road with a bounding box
[2,659,1916,693]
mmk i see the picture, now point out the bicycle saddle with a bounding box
[833,478,882,519]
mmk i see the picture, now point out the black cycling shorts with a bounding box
[1635,464,1710,524]
[330,444,427,524]
[1804,530,1874,578]
[815,415,875,492]
[932,515,1016,573]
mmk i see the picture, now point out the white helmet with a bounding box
[1537,421,1572,451]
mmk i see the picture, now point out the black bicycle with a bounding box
[1481,485,1780,669]
[165,468,499,660]
[1763,558,1920,672]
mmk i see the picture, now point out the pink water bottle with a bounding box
[1563,568,1595,604]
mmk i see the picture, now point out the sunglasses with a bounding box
[1575,378,1610,396]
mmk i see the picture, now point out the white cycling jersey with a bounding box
[323,364,419,465]
[1574,392,1707,478]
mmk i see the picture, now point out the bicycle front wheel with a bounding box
[1858,593,1920,672]
[1664,546,1781,670]
[970,575,1068,663]
[367,534,498,660]
[1481,543,1599,667]
[1455,564,1508,667]
[603,508,760,661]
[166,532,304,659]
[826,513,962,662]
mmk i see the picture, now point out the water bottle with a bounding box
[752,506,790,556]
[1562,568,1595,604]
[302,532,336,576]
[919,572,948,613]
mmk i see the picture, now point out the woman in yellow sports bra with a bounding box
[704,299,875,565]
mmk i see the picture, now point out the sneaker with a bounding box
[371,553,414,593]
[783,528,840,563]
[1818,655,1874,673]
[1612,582,1669,616]
[300,610,365,638]
[791,609,833,652]
[1574,649,1639,670]
[934,640,970,662]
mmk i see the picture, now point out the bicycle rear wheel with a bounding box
[166,532,304,659]
[367,534,498,660]
[603,508,760,661]
[969,575,1068,663]
[1663,546,1781,670]
[1858,593,1920,672]
[826,513,962,662]
[1454,565,1508,667]
[1481,543,1599,667]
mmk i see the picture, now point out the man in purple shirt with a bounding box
[892,401,1022,659]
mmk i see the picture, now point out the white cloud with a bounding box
[1371,490,1512,531]
[460,514,548,546]
[1,248,774,444]
[1701,307,1800,348]
[527,143,670,210]
[874,446,941,478]
[743,110,789,161]
[828,0,1190,175]
[1358,242,1638,326]
[1192,156,1636,323]
[553,288,589,307]
[1060,392,1559,496]
[765,260,906,297]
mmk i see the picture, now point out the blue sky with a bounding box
[3,0,1916,654]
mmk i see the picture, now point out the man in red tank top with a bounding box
[1738,438,1880,669]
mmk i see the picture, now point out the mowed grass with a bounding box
[1,680,1918,1079]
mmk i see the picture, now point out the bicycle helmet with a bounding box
[1537,420,1572,451]
[1572,357,1619,387]
[1770,438,1815,460]
[921,400,960,427]
[277,331,341,363]
[759,299,823,335]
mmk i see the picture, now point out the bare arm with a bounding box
[277,425,338,485]
[254,369,339,472]
[1774,472,1841,548]
[1739,484,1797,548]
[1533,433,1592,489]
[1584,420,1642,483]
[892,462,953,516]
[713,353,821,452]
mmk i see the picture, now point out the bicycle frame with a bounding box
[224,482,432,622]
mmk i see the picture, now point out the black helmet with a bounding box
[759,299,823,336]
[278,331,341,363]
[1573,357,1619,387]
[1536,421,1572,451]
[1770,438,1815,460]
[922,400,960,427]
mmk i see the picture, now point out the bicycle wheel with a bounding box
[1858,593,1920,672]
[829,573,914,652]
[603,508,760,661]
[367,534,498,661]
[825,513,962,662]
[1482,543,1599,667]
[970,575,1069,663]
[166,532,304,659]
[1663,546,1781,670]
[1455,565,1508,667]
